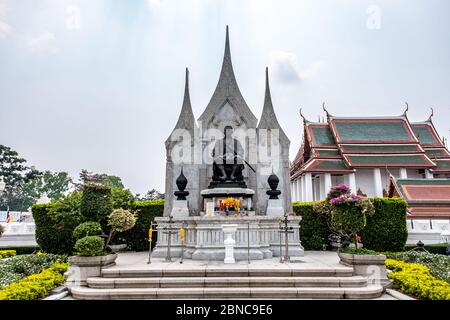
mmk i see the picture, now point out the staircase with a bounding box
[70,261,383,299]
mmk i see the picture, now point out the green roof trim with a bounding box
[396,179,450,186]
[311,127,335,145]
[314,159,349,170]
[334,121,412,142]
[315,149,340,156]
[425,149,448,158]
[346,154,432,166]
[412,126,439,145]
[342,145,420,152]
[436,160,450,169]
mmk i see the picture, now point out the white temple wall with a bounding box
[354,169,376,197]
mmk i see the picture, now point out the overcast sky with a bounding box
[1,0,449,195]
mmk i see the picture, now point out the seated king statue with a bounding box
[209,126,247,189]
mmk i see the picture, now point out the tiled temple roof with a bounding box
[388,178,450,218]
[290,110,450,179]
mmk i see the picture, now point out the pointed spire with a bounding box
[402,101,409,117]
[257,67,289,143]
[198,26,257,127]
[173,68,196,131]
[427,107,434,122]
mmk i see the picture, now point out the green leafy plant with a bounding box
[74,236,105,257]
[73,221,103,241]
[106,208,136,246]
[0,262,69,300]
[0,250,16,259]
[386,259,450,300]
[80,182,113,223]
[338,247,379,255]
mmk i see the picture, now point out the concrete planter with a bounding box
[107,244,127,253]
[338,252,391,288]
[66,254,117,288]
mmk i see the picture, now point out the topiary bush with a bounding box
[107,209,137,245]
[361,198,408,252]
[74,236,105,257]
[73,221,103,241]
[32,204,81,255]
[112,187,136,210]
[293,202,329,250]
[120,200,164,251]
[80,183,113,223]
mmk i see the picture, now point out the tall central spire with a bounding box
[198,26,257,127]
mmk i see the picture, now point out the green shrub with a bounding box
[386,259,450,300]
[293,198,408,252]
[120,200,164,251]
[112,187,136,210]
[32,204,81,255]
[338,247,379,255]
[387,251,450,283]
[0,253,67,288]
[0,262,69,300]
[361,198,408,252]
[0,250,16,259]
[293,202,329,250]
[0,247,39,255]
[80,183,113,223]
[404,243,448,255]
[73,221,103,241]
[330,204,367,243]
[74,236,105,257]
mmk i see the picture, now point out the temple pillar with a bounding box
[399,168,408,179]
[292,180,297,202]
[296,178,301,202]
[348,172,357,193]
[373,168,383,198]
[301,176,306,201]
[304,173,313,201]
[324,173,332,199]
[425,170,433,179]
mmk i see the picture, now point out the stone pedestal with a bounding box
[266,199,284,217]
[171,200,189,218]
[152,215,304,261]
[222,224,237,263]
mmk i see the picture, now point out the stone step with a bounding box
[70,285,383,300]
[101,267,354,278]
[87,276,367,289]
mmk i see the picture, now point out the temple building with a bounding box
[290,106,450,202]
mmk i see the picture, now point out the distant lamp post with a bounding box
[440,230,450,256]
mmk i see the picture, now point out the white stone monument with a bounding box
[222,224,238,264]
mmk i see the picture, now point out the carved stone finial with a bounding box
[427,107,434,122]
[266,173,281,199]
[174,167,189,200]
[403,102,409,115]
[322,102,330,117]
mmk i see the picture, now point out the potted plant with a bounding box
[66,221,118,287]
[106,208,137,252]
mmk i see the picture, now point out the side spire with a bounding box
[257,67,289,143]
[166,68,197,145]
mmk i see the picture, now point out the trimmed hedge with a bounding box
[386,259,450,300]
[80,183,113,224]
[120,200,164,251]
[293,198,408,252]
[404,243,448,255]
[0,247,40,255]
[293,202,328,250]
[32,204,81,255]
[0,250,16,259]
[0,262,69,300]
[361,198,408,252]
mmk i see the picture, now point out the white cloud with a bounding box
[28,31,58,54]
[0,20,11,38]
[270,51,300,84]
[147,0,165,10]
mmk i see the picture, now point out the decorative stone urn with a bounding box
[338,252,391,288]
[222,224,238,264]
[66,254,117,287]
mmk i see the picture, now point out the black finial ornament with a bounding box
[174,168,189,200]
[266,172,281,199]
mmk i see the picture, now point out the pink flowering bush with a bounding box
[313,185,375,247]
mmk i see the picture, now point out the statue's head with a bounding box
[224,126,233,139]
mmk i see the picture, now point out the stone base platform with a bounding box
[151,215,304,261]
[68,251,384,300]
